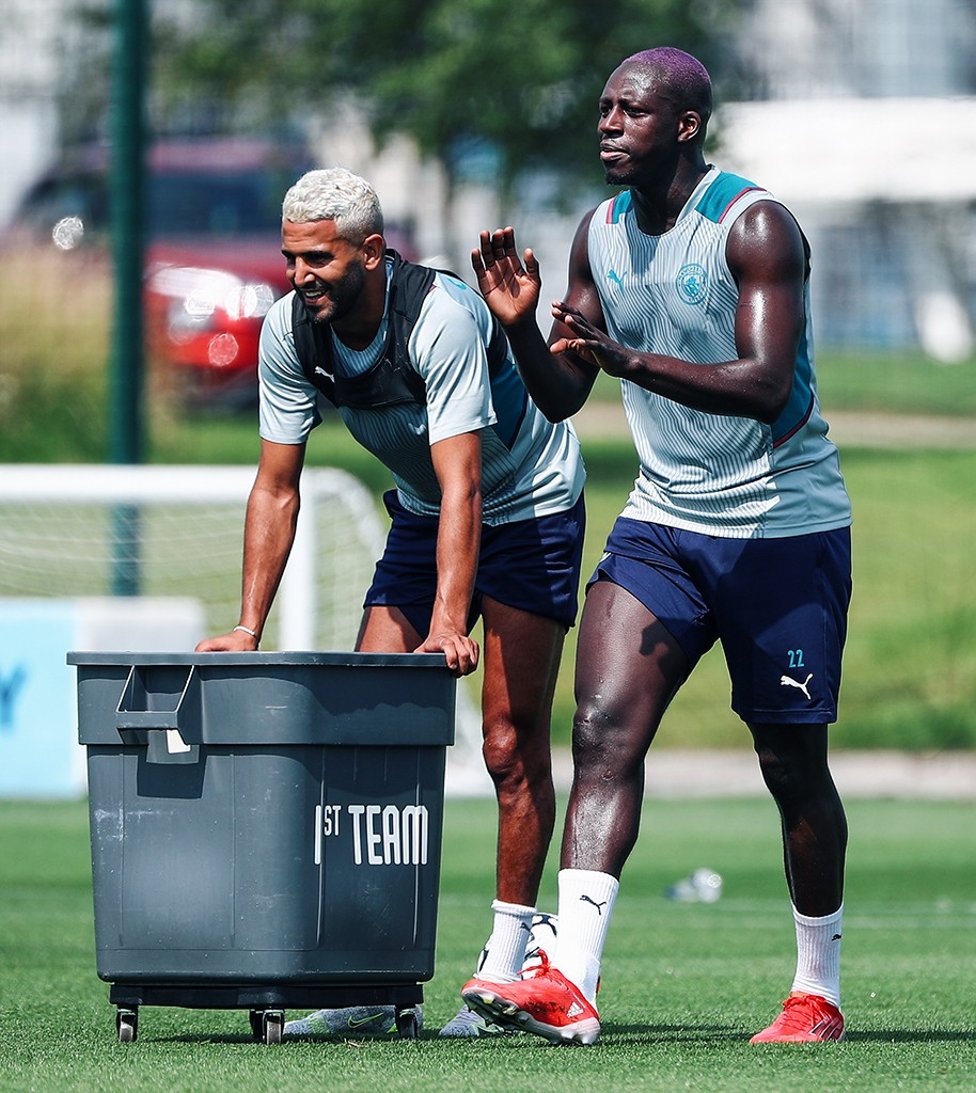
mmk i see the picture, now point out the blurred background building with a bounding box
[725,0,976,360]
[2,0,975,357]
[0,0,64,229]
[2,1,973,782]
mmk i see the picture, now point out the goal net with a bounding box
[0,464,488,793]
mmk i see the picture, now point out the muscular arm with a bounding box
[554,201,806,423]
[415,430,482,675]
[195,439,305,650]
[471,216,604,421]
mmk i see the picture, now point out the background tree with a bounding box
[153,0,742,251]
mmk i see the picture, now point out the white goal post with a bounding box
[0,464,488,794]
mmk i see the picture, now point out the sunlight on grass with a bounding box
[0,798,973,1091]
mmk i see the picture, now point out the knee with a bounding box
[573,695,612,755]
[754,743,795,800]
[481,713,548,790]
[571,694,638,771]
[754,739,830,806]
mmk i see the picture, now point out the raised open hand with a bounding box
[470,226,541,326]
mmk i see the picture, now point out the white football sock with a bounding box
[552,869,619,1004]
[790,903,843,1007]
[473,899,536,983]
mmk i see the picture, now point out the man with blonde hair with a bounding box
[199,167,586,1038]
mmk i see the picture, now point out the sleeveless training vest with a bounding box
[291,249,510,410]
[291,249,431,409]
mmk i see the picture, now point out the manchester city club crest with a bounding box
[676,263,708,305]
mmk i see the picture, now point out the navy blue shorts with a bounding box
[590,519,852,725]
[365,490,586,634]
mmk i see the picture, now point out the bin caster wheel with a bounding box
[116,1008,138,1043]
[248,1009,264,1041]
[262,1010,284,1045]
[395,1008,419,1040]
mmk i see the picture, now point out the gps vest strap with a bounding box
[291,250,432,409]
[291,249,509,409]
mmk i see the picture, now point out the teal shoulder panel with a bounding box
[695,171,763,223]
[607,189,633,224]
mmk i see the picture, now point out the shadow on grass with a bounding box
[595,1023,975,1046]
[843,1029,975,1044]
[605,1022,744,1044]
[146,1032,420,1047]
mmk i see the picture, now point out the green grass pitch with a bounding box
[1,795,973,1091]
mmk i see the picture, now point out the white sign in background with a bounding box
[0,598,204,797]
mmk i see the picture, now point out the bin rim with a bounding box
[67,651,449,669]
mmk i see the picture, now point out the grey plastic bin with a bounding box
[68,651,456,1043]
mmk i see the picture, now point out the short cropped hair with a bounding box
[623,47,712,128]
[282,168,384,242]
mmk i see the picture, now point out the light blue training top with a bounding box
[258,259,585,524]
[588,167,851,538]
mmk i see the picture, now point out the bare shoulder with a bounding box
[727,199,807,279]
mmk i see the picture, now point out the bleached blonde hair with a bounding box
[282,167,384,242]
